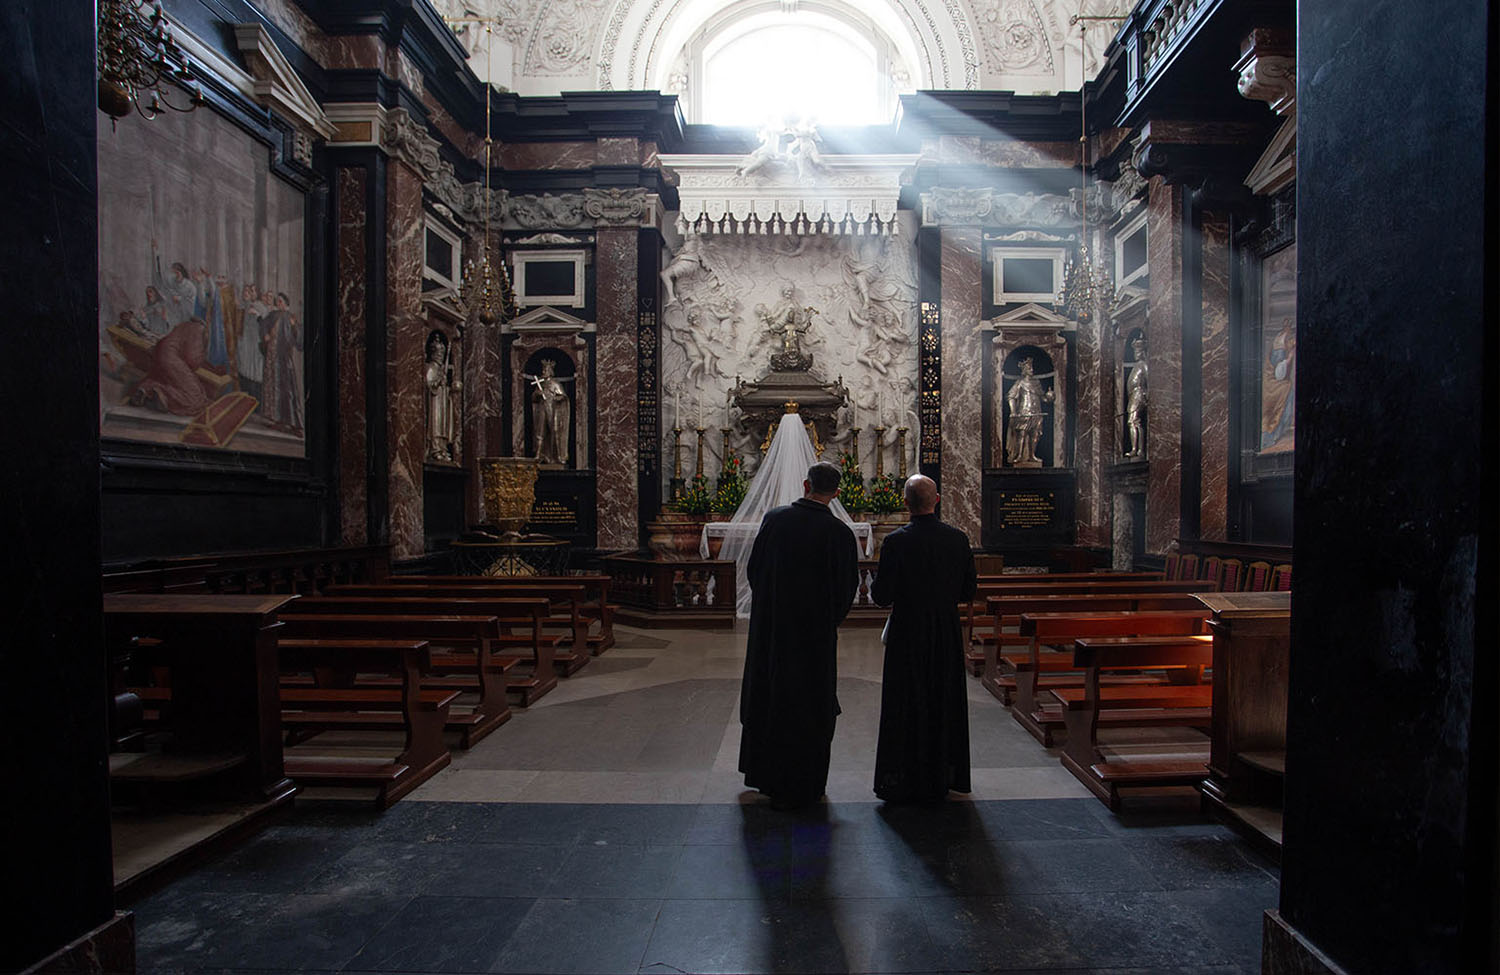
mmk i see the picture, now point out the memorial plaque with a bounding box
[981,468,1076,551]
[526,468,597,550]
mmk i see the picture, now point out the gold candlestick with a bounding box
[896,427,909,479]
[873,425,887,477]
[670,424,684,501]
[719,428,733,474]
[695,426,708,478]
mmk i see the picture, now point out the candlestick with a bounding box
[851,399,858,430]
[674,389,680,425]
[694,426,708,478]
[723,398,730,429]
[851,426,862,472]
[878,392,884,426]
[896,427,909,479]
[874,426,887,477]
[719,428,733,473]
[670,424,684,501]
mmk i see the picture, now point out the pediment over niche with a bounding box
[506,305,594,334]
[1245,111,1296,197]
[233,24,336,139]
[988,302,1075,331]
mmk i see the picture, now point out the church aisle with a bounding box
[128,624,1276,974]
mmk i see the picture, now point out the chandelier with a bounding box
[1055,17,1117,326]
[452,20,515,328]
[97,0,205,124]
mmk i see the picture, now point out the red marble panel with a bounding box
[385,160,428,559]
[323,33,384,71]
[1145,177,1183,555]
[939,226,983,543]
[1199,212,1231,541]
[594,227,639,550]
[498,142,597,171]
[336,167,368,545]
[596,138,638,167]
[422,88,484,161]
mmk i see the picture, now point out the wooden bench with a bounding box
[276,638,452,808]
[961,571,1165,649]
[277,614,513,746]
[1053,634,1216,810]
[1008,608,1211,745]
[326,582,593,674]
[377,574,617,653]
[964,577,1203,655]
[288,595,560,702]
[980,593,1206,705]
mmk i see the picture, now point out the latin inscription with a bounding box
[996,490,1057,530]
[529,498,578,528]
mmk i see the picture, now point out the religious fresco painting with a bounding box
[1260,245,1296,454]
[97,106,306,458]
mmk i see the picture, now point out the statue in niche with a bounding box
[661,229,708,306]
[757,283,815,372]
[524,358,575,467]
[1005,356,1054,468]
[425,330,461,463]
[1124,335,1148,459]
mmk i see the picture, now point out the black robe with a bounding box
[870,513,977,801]
[739,498,860,802]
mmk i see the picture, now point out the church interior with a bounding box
[5,0,1497,972]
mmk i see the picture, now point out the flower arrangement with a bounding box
[836,450,868,513]
[678,474,714,515]
[867,473,906,515]
[714,453,747,515]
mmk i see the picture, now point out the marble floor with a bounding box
[128,624,1277,974]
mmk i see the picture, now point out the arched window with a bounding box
[680,3,914,126]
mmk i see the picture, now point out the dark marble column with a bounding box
[1074,313,1110,548]
[594,226,640,550]
[1144,177,1184,555]
[2,2,127,969]
[385,159,428,559]
[938,226,984,542]
[1267,0,1497,972]
[1198,211,1231,540]
[336,166,370,544]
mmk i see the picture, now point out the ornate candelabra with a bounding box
[694,426,708,478]
[873,425,887,478]
[896,427,909,479]
[669,424,684,501]
[719,428,733,474]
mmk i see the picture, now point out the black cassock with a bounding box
[870,513,977,801]
[739,498,860,802]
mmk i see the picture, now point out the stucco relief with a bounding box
[524,0,610,75]
[658,220,920,491]
[975,0,1054,75]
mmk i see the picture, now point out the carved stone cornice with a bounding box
[508,193,587,229]
[583,187,652,227]
[920,186,1074,228]
[1235,29,1296,116]
[1135,119,1265,204]
[381,108,502,227]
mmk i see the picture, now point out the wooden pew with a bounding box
[277,614,513,746]
[1054,634,1216,810]
[1009,607,1211,745]
[980,592,1207,705]
[351,574,616,654]
[326,582,593,673]
[287,595,560,702]
[277,638,453,807]
[964,576,1199,654]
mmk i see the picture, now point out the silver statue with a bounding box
[1124,336,1148,459]
[425,331,460,463]
[523,358,575,467]
[1005,356,1054,468]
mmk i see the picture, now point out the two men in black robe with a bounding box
[870,474,977,802]
[739,461,860,809]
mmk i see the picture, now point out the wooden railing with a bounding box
[102,545,392,596]
[602,555,737,614]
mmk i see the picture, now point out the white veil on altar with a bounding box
[700,416,870,618]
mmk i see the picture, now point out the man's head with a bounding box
[803,461,841,502]
[904,474,939,515]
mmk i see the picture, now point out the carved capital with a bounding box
[922,186,993,225]
[583,187,652,226]
[382,108,442,176]
[1237,53,1296,115]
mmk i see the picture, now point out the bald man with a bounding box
[869,474,977,802]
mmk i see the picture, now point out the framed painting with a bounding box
[1259,244,1296,455]
[97,105,307,458]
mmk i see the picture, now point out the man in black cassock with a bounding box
[739,461,860,809]
[871,474,977,802]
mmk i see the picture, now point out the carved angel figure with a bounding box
[661,230,708,306]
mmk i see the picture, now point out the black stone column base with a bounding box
[1262,910,1350,975]
[22,912,134,974]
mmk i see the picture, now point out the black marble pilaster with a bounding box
[1275,1,1497,973]
[0,3,120,971]
[917,224,942,489]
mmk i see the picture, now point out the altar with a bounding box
[699,520,874,560]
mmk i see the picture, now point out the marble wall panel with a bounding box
[1199,212,1231,541]
[594,227,638,550]
[1074,313,1109,547]
[386,160,428,559]
[499,141,597,170]
[596,137,638,166]
[1111,494,1133,570]
[932,136,1079,167]
[336,167,369,544]
[323,33,384,71]
[657,224,920,491]
[1145,177,1183,555]
[940,226,984,542]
